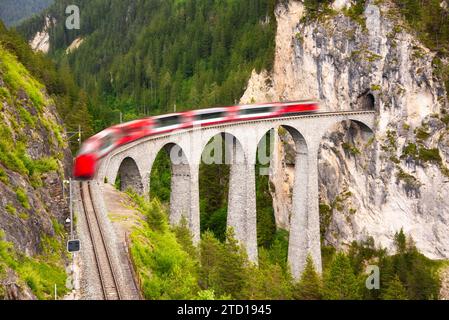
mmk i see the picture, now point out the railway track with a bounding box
[80,182,122,300]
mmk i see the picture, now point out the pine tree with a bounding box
[323,253,362,300]
[293,255,323,300]
[394,228,407,254]
[199,231,222,290]
[381,275,408,300]
[210,228,248,299]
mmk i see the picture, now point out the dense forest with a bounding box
[129,194,442,300]
[18,0,277,132]
[0,0,53,27]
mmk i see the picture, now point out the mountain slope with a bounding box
[0,22,74,300]
[0,0,53,27]
[18,0,277,130]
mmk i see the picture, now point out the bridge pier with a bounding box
[228,162,258,262]
[286,131,322,280]
[189,165,201,244]
[170,163,192,226]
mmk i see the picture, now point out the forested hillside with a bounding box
[128,193,442,300]
[19,0,277,131]
[0,0,53,27]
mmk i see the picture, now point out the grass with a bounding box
[418,148,442,163]
[342,0,367,30]
[416,127,431,141]
[5,204,17,216]
[18,107,36,128]
[0,167,8,184]
[0,230,68,300]
[0,46,46,111]
[16,187,30,210]
[0,46,63,180]
[129,196,200,300]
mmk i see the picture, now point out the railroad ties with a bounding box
[80,182,122,300]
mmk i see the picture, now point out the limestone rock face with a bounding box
[30,16,54,53]
[241,0,449,259]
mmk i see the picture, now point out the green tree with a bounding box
[323,253,362,300]
[210,229,249,299]
[293,255,323,300]
[381,275,408,300]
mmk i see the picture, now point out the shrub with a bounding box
[16,187,30,210]
[418,148,442,163]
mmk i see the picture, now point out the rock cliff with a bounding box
[0,43,72,299]
[241,0,449,259]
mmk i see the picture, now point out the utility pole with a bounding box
[120,112,123,124]
[64,179,73,240]
[78,125,81,147]
[66,127,83,149]
[174,103,176,113]
[69,178,73,240]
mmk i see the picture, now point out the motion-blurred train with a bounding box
[73,101,319,180]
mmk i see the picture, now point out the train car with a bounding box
[73,101,319,180]
[73,127,122,180]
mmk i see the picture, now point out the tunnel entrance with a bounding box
[358,92,375,110]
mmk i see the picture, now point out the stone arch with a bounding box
[316,117,376,273]
[149,142,191,226]
[322,119,375,144]
[272,125,312,280]
[199,132,249,243]
[116,157,143,194]
[252,125,310,266]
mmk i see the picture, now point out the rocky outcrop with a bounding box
[0,45,72,298]
[241,0,449,259]
[0,269,37,300]
[30,16,54,53]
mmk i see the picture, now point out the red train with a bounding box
[73,101,319,180]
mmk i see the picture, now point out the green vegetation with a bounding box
[128,193,443,300]
[402,142,443,164]
[415,126,431,141]
[0,230,68,300]
[5,204,17,216]
[149,150,172,203]
[0,167,8,184]
[15,187,30,210]
[293,255,323,300]
[302,0,337,22]
[19,0,277,133]
[342,142,361,156]
[323,252,362,299]
[319,203,333,241]
[342,0,366,29]
[0,24,70,300]
[0,21,94,151]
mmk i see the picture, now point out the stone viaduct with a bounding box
[94,111,376,279]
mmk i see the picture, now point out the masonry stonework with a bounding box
[95,111,376,279]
